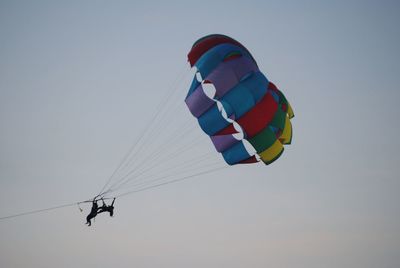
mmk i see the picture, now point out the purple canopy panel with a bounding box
[206,56,259,98]
[185,84,215,118]
[206,65,237,97]
[232,56,259,80]
[210,134,240,152]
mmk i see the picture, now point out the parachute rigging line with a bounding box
[105,153,222,197]
[97,64,215,199]
[0,164,227,221]
[104,120,208,194]
[111,88,197,184]
[97,63,191,197]
[115,165,228,198]
[0,201,88,221]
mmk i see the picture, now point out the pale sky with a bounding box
[1,1,399,268]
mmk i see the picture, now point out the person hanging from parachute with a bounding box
[85,199,98,226]
[97,198,116,217]
[85,197,116,226]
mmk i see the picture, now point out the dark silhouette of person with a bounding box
[98,198,115,217]
[85,200,98,226]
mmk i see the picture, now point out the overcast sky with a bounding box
[1,1,400,268]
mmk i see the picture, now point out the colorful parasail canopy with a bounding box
[185,34,294,165]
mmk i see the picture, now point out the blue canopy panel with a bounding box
[241,72,269,103]
[197,100,234,136]
[221,83,255,119]
[217,71,269,121]
[222,141,252,165]
[194,43,255,79]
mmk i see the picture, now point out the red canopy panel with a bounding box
[216,91,278,138]
[188,34,250,66]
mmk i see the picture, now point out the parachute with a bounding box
[0,35,295,221]
[185,34,294,165]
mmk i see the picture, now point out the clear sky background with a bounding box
[1,1,399,267]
